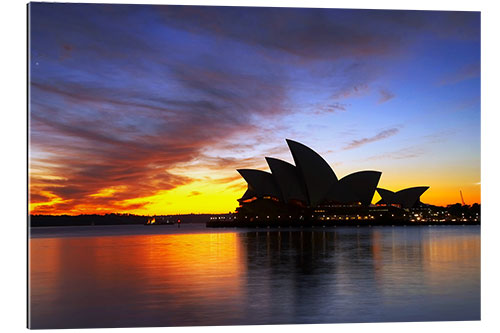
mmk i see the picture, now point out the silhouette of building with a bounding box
[235,139,429,222]
[376,187,429,208]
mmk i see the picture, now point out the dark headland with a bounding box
[30,213,212,227]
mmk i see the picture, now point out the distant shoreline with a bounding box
[29,213,220,227]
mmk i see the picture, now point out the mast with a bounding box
[460,190,465,205]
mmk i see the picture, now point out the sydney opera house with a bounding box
[234,139,429,223]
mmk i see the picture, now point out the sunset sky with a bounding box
[29,3,480,215]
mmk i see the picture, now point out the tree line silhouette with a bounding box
[29,213,217,227]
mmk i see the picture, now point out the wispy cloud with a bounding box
[421,129,456,144]
[378,89,395,104]
[331,83,370,100]
[366,145,424,160]
[314,102,349,114]
[209,175,243,184]
[343,128,400,150]
[438,63,480,86]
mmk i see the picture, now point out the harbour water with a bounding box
[29,224,480,328]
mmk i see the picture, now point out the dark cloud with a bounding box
[157,7,479,61]
[29,193,51,203]
[60,44,73,60]
[343,128,400,150]
[193,155,264,171]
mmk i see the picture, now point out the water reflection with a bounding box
[30,233,247,328]
[29,226,480,328]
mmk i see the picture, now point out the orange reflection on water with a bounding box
[30,232,247,328]
[138,233,247,304]
[370,228,480,297]
[422,232,480,286]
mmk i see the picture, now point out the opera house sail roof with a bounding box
[285,139,338,206]
[237,169,283,202]
[265,157,308,204]
[327,171,382,206]
[376,187,429,208]
[236,139,429,209]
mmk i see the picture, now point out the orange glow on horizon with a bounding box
[30,162,480,215]
[29,174,248,215]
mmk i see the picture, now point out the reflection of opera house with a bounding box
[235,139,429,223]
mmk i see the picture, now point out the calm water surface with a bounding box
[29,224,480,328]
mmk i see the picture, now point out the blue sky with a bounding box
[29,3,480,214]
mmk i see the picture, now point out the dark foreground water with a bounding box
[29,224,480,328]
